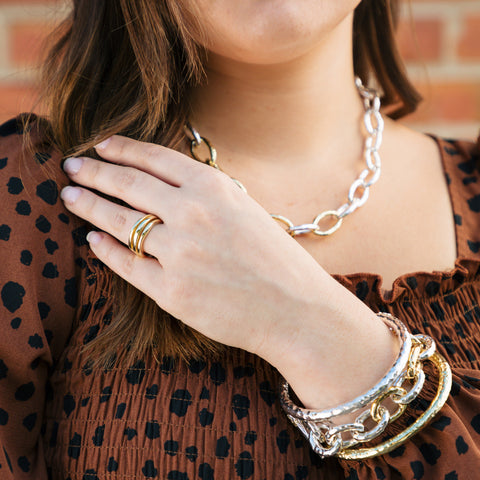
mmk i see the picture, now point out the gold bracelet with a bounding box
[338,351,452,460]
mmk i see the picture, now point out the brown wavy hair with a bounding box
[28,0,420,366]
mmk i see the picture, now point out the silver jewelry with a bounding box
[278,313,435,457]
[185,76,384,237]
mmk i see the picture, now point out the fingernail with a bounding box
[95,137,112,150]
[86,231,101,246]
[60,186,81,203]
[63,157,83,175]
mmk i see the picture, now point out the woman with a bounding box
[0,0,479,478]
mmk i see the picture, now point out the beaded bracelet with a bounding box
[278,313,452,459]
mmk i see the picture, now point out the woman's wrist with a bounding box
[261,278,399,413]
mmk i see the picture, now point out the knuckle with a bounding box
[118,251,136,277]
[116,167,140,192]
[110,211,129,233]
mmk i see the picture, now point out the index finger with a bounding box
[94,135,204,186]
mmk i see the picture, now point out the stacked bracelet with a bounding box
[278,312,452,459]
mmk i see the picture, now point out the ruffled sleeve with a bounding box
[0,116,88,479]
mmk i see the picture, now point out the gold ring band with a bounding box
[128,214,163,257]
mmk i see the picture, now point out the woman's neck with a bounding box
[188,13,365,173]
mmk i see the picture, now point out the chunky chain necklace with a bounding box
[185,77,384,237]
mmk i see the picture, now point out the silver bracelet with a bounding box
[278,313,431,457]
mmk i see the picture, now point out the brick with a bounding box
[9,20,55,67]
[0,84,43,124]
[406,82,480,124]
[458,15,480,59]
[397,18,443,62]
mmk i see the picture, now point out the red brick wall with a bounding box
[0,0,479,138]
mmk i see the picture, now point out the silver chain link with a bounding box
[185,76,384,237]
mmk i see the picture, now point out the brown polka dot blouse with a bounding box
[1,116,480,479]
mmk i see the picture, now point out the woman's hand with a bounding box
[60,135,397,410]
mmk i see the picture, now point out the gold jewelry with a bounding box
[185,76,384,238]
[338,351,452,459]
[128,214,163,257]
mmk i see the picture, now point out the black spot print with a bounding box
[81,397,89,407]
[0,408,8,425]
[229,422,237,431]
[167,472,188,480]
[83,469,99,480]
[454,213,463,225]
[374,466,386,480]
[169,389,192,417]
[0,157,7,168]
[15,382,35,401]
[269,417,277,426]
[10,317,21,329]
[444,473,458,480]
[58,212,70,224]
[64,277,77,308]
[45,238,59,254]
[19,249,32,266]
[295,466,308,480]
[199,408,214,427]
[100,386,112,403]
[107,457,118,472]
[355,280,369,300]
[439,334,456,355]
[145,421,160,439]
[0,359,8,379]
[0,224,11,241]
[160,356,175,374]
[388,445,405,458]
[455,435,468,454]
[142,460,158,478]
[259,381,276,406]
[467,240,480,253]
[346,469,359,480]
[234,451,254,479]
[463,176,477,185]
[444,293,457,306]
[164,440,179,456]
[92,425,105,446]
[115,403,126,419]
[209,362,226,385]
[83,325,100,344]
[146,385,159,399]
[430,301,445,321]
[431,415,451,431]
[468,194,480,212]
[406,276,418,289]
[18,456,30,472]
[42,262,59,279]
[198,463,214,480]
[72,226,88,246]
[187,359,206,374]
[38,302,50,319]
[124,427,137,440]
[28,334,43,349]
[93,296,107,310]
[7,177,23,194]
[22,413,37,431]
[44,329,53,345]
[126,360,146,385]
[470,414,480,433]
[458,158,475,174]
[68,433,81,459]
[245,431,257,445]
[215,436,231,458]
[185,446,198,462]
[232,394,250,420]
[15,200,31,216]
[276,430,290,454]
[35,152,51,164]
[35,215,51,233]
[31,358,40,370]
[233,364,255,379]
[426,281,440,297]
[36,179,58,205]
[63,394,76,417]
[1,281,26,312]
[419,442,441,465]
[199,386,210,399]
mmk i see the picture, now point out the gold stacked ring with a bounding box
[128,214,163,257]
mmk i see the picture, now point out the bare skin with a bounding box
[60,0,457,417]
